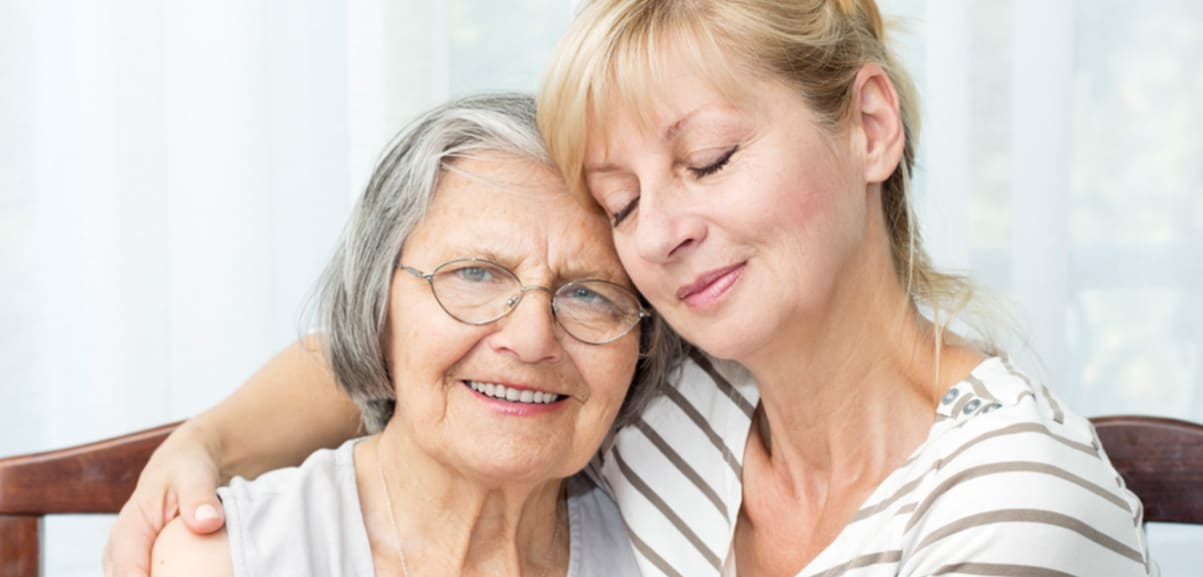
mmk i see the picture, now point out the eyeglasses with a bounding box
[399,258,649,345]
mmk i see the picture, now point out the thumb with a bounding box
[177,485,225,534]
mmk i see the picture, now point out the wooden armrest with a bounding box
[0,421,180,516]
[0,421,180,577]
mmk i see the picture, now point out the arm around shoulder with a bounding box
[205,335,362,479]
[105,336,357,577]
[150,518,234,577]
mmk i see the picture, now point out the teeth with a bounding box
[466,381,563,405]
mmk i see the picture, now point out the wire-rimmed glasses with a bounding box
[399,258,648,345]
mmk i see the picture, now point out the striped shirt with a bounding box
[591,354,1153,577]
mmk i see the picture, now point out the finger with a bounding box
[177,480,225,534]
[103,500,160,577]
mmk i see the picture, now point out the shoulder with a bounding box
[898,357,1151,575]
[924,356,1115,480]
[588,353,758,577]
[608,352,758,456]
[595,352,758,491]
[215,439,372,575]
[221,438,354,502]
[926,357,1101,465]
[565,474,643,577]
[150,518,233,577]
[566,473,625,536]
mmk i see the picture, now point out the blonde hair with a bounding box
[538,0,978,346]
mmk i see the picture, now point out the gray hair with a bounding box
[315,92,686,434]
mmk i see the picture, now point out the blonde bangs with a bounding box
[538,0,744,202]
[604,11,747,138]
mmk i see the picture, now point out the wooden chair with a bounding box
[0,422,179,577]
[1090,415,1203,524]
[1,416,1199,576]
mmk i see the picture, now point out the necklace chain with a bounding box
[373,441,563,577]
[375,442,412,577]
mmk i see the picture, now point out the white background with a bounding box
[1,0,1199,574]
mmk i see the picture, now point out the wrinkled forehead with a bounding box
[419,153,623,278]
[431,153,604,221]
[438,154,563,201]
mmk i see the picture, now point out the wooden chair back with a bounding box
[1,415,1199,575]
[1091,415,1203,524]
[0,422,178,577]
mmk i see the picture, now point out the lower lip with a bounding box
[682,264,744,310]
[464,382,567,416]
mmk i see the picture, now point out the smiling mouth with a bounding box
[677,262,745,306]
[465,381,565,405]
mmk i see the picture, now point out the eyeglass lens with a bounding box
[428,260,642,343]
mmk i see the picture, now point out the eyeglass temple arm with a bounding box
[399,265,433,281]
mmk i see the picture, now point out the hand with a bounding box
[103,423,226,577]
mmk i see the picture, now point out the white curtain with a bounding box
[0,0,465,573]
[1,0,1199,574]
[900,0,1203,571]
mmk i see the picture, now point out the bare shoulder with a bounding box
[150,517,234,577]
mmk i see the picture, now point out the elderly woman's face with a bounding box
[385,154,639,484]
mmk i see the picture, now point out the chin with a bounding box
[694,342,755,363]
[678,317,770,362]
[459,449,573,485]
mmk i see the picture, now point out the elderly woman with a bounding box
[111,2,1152,577]
[147,93,669,576]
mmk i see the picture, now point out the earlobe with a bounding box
[852,65,905,184]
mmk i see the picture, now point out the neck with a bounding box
[736,209,983,499]
[358,431,566,577]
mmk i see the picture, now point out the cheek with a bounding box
[794,177,866,257]
[579,338,639,409]
[752,168,857,267]
[389,297,472,389]
[614,339,641,395]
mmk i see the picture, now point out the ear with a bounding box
[850,64,905,185]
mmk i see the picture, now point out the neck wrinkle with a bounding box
[364,430,566,577]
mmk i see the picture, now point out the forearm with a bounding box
[197,335,362,481]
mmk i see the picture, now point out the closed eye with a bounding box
[689,146,737,178]
[612,197,638,227]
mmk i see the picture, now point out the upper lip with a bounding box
[676,263,745,301]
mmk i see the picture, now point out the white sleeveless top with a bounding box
[218,438,640,577]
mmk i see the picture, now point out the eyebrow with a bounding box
[583,109,702,176]
[584,105,738,176]
[665,104,722,142]
[662,110,694,142]
[443,251,628,286]
[584,163,624,176]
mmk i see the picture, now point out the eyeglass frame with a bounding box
[398,257,650,345]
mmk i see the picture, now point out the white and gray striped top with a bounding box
[589,354,1153,577]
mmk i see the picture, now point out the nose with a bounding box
[488,287,564,364]
[634,184,706,264]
